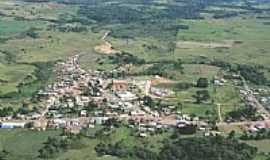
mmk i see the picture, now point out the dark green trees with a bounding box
[159,136,257,160]
[197,77,209,88]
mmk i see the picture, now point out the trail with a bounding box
[102,31,111,40]
[217,103,223,122]
[94,31,119,54]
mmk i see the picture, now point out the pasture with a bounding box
[0,129,61,160]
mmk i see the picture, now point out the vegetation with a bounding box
[38,134,85,159]
[159,136,257,160]
[237,64,268,85]
[197,77,209,88]
[0,0,269,159]
[0,129,61,160]
[95,135,258,160]
[241,129,270,140]
[194,90,210,103]
[226,105,262,121]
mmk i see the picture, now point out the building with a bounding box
[150,87,175,98]
[116,91,137,101]
[0,122,26,129]
[92,117,110,125]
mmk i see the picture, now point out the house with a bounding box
[116,91,137,101]
[0,122,26,129]
[130,110,146,117]
[176,120,191,128]
[150,87,175,98]
[214,80,224,86]
[52,119,66,128]
[80,110,87,117]
[204,131,222,137]
[93,117,110,125]
[33,118,48,131]
[139,133,147,137]
[250,121,270,131]
[65,126,81,134]
[31,113,42,120]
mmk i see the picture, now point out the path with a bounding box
[94,31,120,54]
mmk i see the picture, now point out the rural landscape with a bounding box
[0,0,270,160]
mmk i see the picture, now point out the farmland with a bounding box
[0,0,270,160]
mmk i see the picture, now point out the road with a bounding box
[242,78,270,118]
[217,120,270,128]
[217,103,223,122]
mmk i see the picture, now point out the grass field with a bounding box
[0,63,36,95]
[0,0,78,21]
[0,17,45,37]
[58,126,171,160]
[175,16,270,66]
[244,140,270,154]
[106,15,270,66]
[0,129,61,160]
[180,103,216,118]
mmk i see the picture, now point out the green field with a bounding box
[0,127,171,160]
[245,140,270,153]
[0,63,36,95]
[0,129,61,160]
[0,18,42,36]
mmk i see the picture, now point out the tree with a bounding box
[17,103,30,115]
[226,105,259,121]
[228,130,236,139]
[0,150,8,160]
[143,96,155,108]
[178,102,183,115]
[197,78,209,88]
[159,136,257,160]
[178,125,197,134]
[0,107,14,117]
[25,122,34,128]
[194,90,210,103]
[173,59,184,73]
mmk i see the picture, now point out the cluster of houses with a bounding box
[239,85,270,120]
[249,120,270,132]
[213,76,227,86]
[0,54,209,135]
[255,88,270,111]
[1,53,270,140]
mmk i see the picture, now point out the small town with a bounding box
[1,0,270,159]
[1,54,269,138]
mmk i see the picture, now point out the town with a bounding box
[1,54,269,137]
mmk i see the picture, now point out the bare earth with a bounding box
[94,41,119,54]
[94,31,120,54]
